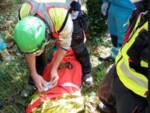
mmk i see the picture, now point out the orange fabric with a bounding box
[26,48,82,113]
[43,48,82,88]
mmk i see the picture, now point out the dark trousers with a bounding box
[71,17,91,78]
[112,68,148,113]
[71,42,91,76]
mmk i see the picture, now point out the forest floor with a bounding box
[0,2,113,113]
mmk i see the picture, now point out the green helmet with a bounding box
[14,16,46,53]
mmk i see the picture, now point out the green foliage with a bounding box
[0,57,34,113]
[86,0,107,42]
[93,64,106,84]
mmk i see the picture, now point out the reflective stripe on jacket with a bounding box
[115,12,148,98]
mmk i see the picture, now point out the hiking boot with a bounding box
[83,73,93,87]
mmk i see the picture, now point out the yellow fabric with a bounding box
[48,8,67,32]
[27,91,100,113]
[20,3,31,19]
[19,1,68,32]
[115,13,148,97]
[117,60,147,97]
[31,93,84,113]
[140,60,148,68]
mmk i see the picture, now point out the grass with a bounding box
[0,57,35,113]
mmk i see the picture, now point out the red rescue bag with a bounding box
[26,48,82,113]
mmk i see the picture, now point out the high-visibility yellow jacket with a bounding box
[115,11,148,98]
[19,0,73,50]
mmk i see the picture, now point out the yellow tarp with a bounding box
[32,93,84,113]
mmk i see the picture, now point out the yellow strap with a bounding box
[20,3,31,19]
[48,8,67,32]
[127,13,142,41]
[140,60,148,68]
